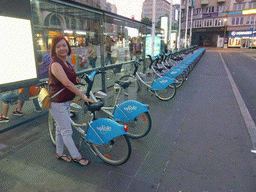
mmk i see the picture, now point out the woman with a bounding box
[135,38,142,60]
[129,38,135,60]
[87,40,97,68]
[111,40,119,64]
[49,36,93,166]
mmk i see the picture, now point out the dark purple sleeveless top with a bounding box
[48,57,77,103]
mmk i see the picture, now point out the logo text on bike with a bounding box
[124,105,137,112]
[97,125,111,134]
[160,80,168,83]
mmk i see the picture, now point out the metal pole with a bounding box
[169,0,173,50]
[151,0,156,56]
[185,0,189,48]
[178,1,181,49]
[189,0,194,47]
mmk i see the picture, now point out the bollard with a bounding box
[128,77,137,101]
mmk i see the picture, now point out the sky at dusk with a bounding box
[107,0,180,21]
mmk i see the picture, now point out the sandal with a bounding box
[73,157,90,166]
[57,154,72,163]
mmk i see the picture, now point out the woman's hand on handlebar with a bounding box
[82,95,93,104]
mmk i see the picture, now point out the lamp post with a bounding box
[223,18,227,48]
[223,18,227,38]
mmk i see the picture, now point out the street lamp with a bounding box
[223,18,227,38]
[223,18,228,48]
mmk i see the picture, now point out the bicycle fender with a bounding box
[165,69,183,79]
[113,100,149,122]
[86,118,127,145]
[151,76,175,90]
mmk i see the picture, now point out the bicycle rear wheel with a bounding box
[118,112,152,139]
[90,135,131,165]
[48,113,56,145]
[175,74,184,88]
[154,83,176,101]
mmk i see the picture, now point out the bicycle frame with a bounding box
[89,83,150,122]
[133,60,176,91]
[81,70,150,122]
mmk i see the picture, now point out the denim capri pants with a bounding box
[1,91,19,104]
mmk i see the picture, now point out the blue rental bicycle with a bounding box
[119,59,176,101]
[76,71,152,139]
[48,94,131,166]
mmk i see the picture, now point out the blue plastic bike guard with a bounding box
[88,71,97,81]
[86,118,127,145]
[165,69,184,79]
[113,100,149,122]
[151,76,175,90]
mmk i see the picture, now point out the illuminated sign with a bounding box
[0,16,37,85]
[161,17,168,44]
[229,30,256,37]
[145,36,161,56]
[242,9,256,15]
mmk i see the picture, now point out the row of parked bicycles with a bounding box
[48,45,205,166]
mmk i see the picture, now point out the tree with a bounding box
[141,17,152,25]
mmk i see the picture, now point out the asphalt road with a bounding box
[221,49,256,123]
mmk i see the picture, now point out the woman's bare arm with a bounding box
[51,62,93,103]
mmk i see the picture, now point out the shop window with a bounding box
[248,2,256,9]
[78,20,83,30]
[217,5,226,13]
[195,8,202,15]
[50,14,61,26]
[233,3,245,11]
[31,11,40,26]
[65,17,70,29]
[71,18,76,30]
[232,17,244,26]
[206,6,214,13]
[214,19,223,27]
[240,17,243,25]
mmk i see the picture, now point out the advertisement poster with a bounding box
[145,36,161,56]
[0,16,37,86]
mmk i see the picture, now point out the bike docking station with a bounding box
[165,48,206,82]
[127,76,138,101]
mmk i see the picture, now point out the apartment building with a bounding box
[181,0,256,48]
[141,0,171,22]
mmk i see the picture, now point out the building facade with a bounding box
[181,0,256,48]
[141,0,171,22]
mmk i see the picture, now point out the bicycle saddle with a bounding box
[87,102,104,112]
[115,80,132,89]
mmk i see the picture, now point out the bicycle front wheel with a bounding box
[154,83,176,101]
[118,112,152,139]
[48,113,56,146]
[91,135,131,165]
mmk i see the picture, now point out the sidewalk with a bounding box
[0,48,256,191]
[0,97,48,133]
[157,48,256,191]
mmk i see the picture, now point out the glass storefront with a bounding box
[30,0,161,71]
[228,30,256,48]
[29,0,163,91]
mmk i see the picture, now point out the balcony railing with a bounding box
[201,0,209,5]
